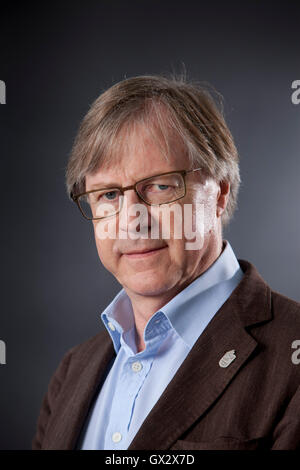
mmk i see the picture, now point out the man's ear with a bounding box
[216,180,230,218]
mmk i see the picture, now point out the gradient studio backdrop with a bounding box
[1,0,299,450]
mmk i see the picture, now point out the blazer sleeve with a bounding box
[271,385,300,450]
[32,348,73,450]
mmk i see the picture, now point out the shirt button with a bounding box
[108,321,115,331]
[112,432,122,443]
[131,361,143,372]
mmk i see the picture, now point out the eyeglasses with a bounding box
[70,168,202,220]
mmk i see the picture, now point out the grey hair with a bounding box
[65,73,241,227]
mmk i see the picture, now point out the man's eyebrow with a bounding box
[88,181,121,190]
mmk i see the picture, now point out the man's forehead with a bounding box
[85,159,186,189]
[116,121,187,162]
[85,126,189,188]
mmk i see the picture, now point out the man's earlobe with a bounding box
[216,181,230,217]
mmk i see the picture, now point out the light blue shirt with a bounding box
[78,239,244,450]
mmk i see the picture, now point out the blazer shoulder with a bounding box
[32,328,113,450]
[271,288,300,324]
[255,288,300,384]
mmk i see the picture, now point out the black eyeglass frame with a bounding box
[70,167,202,220]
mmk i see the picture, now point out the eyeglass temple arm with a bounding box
[186,167,202,174]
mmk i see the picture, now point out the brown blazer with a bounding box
[32,259,300,450]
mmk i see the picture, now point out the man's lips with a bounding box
[122,246,167,258]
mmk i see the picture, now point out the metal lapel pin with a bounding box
[219,349,236,368]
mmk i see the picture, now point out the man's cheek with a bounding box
[94,239,114,267]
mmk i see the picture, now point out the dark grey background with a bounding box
[0,0,299,450]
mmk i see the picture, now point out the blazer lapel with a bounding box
[43,331,115,450]
[128,259,272,450]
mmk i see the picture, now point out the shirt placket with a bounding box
[103,312,172,449]
[104,353,152,449]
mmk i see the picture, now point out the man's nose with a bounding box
[118,189,150,233]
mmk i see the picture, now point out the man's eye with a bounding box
[146,184,171,192]
[157,184,170,191]
[100,191,119,201]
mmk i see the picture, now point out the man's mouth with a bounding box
[122,246,167,259]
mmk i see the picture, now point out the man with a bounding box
[32,75,300,450]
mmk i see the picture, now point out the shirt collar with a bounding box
[101,288,135,353]
[101,239,242,352]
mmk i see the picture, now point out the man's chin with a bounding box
[124,279,172,297]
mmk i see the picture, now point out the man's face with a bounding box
[85,125,225,300]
